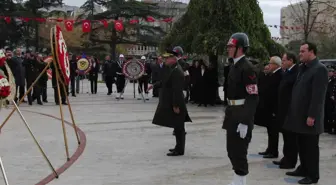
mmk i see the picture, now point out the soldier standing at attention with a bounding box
[222,33,259,185]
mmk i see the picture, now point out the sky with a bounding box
[62,0,294,37]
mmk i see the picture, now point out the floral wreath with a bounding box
[0,72,11,109]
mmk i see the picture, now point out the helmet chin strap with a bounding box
[233,46,238,58]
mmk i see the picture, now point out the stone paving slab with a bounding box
[0,80,335,185]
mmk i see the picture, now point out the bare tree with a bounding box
[287,0,336,41]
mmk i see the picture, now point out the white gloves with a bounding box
[236,123,248,139]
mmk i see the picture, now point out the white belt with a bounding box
[227,99,245,106]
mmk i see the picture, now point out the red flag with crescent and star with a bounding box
[82,20,91,32]
[64,20,74,31]
[114,20,124,32]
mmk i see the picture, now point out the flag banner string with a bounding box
[0,15,173,32]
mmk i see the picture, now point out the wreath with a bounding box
[0,72,11,109]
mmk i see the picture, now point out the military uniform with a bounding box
[152,50,192,156]
[223,33,259,185]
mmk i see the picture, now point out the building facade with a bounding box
[280,0,336,45]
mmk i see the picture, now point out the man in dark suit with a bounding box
[273,51,299,169]
[89,58,100,94]
[258,56,283,159]
[151,49,192,157]
[283,42,328,184]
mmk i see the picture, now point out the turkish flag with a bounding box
[82,20,91,32]
[162,17,173,23]
[114,20,124,32]
[4,17,10,24]
[64,20,74,31]
[146,16,155,22]
[100,19,108,28]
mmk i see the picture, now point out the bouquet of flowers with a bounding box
[0,72,11,110]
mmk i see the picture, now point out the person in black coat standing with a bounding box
[283,42,328,184]
[151,50,192,157]
[273,51,299,169]
[258,56,283,159]
[69,54,78,97]
[89,58,100,94]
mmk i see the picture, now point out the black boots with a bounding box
[167,131,185,156]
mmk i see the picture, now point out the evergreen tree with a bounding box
[0,0,23,48]
[78,0,168,60]
[162,0,284,61]
[11,0,64,50]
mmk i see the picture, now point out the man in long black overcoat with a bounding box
[283,42,328,184]
[152,49,191,157]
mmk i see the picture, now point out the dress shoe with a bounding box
[286,169,306,177]
[258,151,269,155]
[273,160,281,165]
[298,177,318,184]
[263,154,278,159]
[167,150,184,156]
[279,164,295,169]
[169,148,175,152]
[62,102,68,105]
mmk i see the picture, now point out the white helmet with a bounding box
[119,54,124,58]
[141,56,146,60]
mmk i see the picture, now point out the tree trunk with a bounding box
[304,0,312,42]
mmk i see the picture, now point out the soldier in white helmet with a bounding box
[115,54,126,99]
[137,55,151,100]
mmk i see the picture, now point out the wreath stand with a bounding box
[0,157,9,185]
[0,25,81,179]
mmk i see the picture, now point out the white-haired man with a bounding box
[258,56,283,159]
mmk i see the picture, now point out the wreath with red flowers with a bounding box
[0,75,11,99]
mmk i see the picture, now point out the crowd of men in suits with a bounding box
[251,42,333,184]
[2,48,48,105]
[1,48,101,106]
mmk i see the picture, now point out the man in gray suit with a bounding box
[283,42,328,184]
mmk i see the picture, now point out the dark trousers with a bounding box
[70,76,76,95]
[138,77,149,94]
[282,130,298,166]
[173,122,186,152]
[53,86,66,104]
[297,134,320,180]
[90,75,98,94]
[116,75,126,93]
[41,80,47,101]
[26,80,41,104]
[105,76,114,94]
[152,80,159,97]
[266,122,279,155]
[226,125,252,176]
[15,85,25,101]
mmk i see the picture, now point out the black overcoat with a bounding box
[283,59,328,135]
[152,63,192,128]
[277,64,298,129]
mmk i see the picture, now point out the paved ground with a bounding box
[0,80,336,185]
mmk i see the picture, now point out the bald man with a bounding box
[258,56,283,158]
